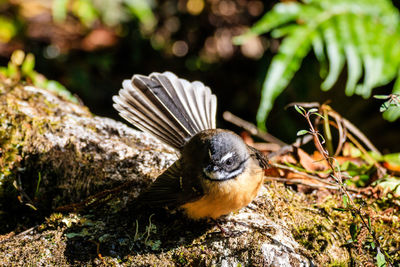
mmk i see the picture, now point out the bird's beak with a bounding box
[203,165,224,180]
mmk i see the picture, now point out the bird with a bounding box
[112,71,269,220]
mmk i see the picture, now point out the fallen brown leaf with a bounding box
[299,149,326,172]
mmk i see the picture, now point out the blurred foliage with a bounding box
[0,15,16,43]
[0,0,265,59]
[0,0,267,118]
[0,49,78,103]
[0,0,159,54]
[236,0,400,128]
[51,0,156,31]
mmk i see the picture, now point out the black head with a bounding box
[196,130,250,182]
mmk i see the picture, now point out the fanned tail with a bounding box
[113,72,217,150]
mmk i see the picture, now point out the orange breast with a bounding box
[180,160,264,219]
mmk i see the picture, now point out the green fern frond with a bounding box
[235,0,400,128]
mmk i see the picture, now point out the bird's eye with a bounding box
[225,158,233,166]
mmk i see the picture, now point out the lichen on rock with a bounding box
[0,82,176,231]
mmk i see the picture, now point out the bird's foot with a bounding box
[211,218,243,237]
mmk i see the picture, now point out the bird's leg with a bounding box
[211,218,229,235]
[211,218,244,237]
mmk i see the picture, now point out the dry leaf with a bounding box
[299,149,326,172]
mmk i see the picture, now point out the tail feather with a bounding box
[161,72,213,132]
[135,74,198,136]
[117,80,186,140]
[131,76,194,141]
[113,90,184,148]
[113,71,217,150]
[159,73,201,133]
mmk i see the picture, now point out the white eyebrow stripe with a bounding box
[220,151,234,162]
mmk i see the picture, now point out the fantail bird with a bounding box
[112,72,269,220]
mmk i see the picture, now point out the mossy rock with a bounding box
[1,82,398,266]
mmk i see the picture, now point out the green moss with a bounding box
[0,73,94,233]
[265,182,400,265]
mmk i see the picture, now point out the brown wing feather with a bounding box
[247,145,270,169]
[136,159,203,208]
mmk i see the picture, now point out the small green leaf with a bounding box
[375,176,400,197]
[382,153,400,166]
[312,112,325,119]
[7,62,18,79]
[11,50,25,66]
[26,203,37,211]
[374,95,391,100]
[349,223,358,241]
[332,207,347,212]
[294,105,306,115]
[297,130,309,136]
[46,80,79,104]
[65,232,80,239]
[380,102,390,112]
[35,171,42,198]
[21,53,35,75]
[376,249,386,267]
[150,239,162,250]
[342,195,349,208]
[308,108,319,113]
[368,215,372,230]
[383,102,400,121]
[383,74,400,121]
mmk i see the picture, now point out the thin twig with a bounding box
[223,111,287,146]
[56,180,138,212]
[267,134,314,159]
[14,176,37,210]
[265,176,343,191]
[273,163,331,184]
[0,225,38,244]
[285,102,321,109]
[333,111,381,155]
[344,129,386,177]
[272,163,360,193]
[324,108,347,156]
[322,119,384,176]
[313,104,380,155]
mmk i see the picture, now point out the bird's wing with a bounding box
[247,145,270,169]
[136,159,204,209]
[113,72,217,150]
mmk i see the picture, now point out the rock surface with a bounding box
[0,84,350,266]
[1,85,176,209]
